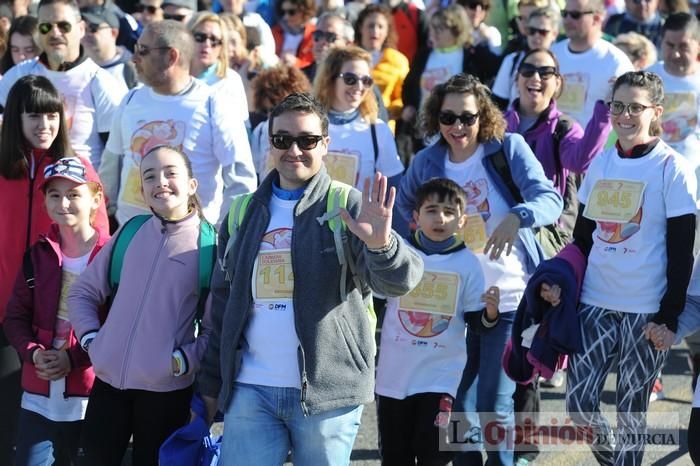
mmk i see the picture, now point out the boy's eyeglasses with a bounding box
[134,43,171,56]
[312,30,338,43]
[38,21,73,35]
[518,63,557,79]
[527,26,550,36]
[163,12,186,21]
[438,111,479,126]
[561,9,594,19]
[337,72,374,88]
[134,3,158,14]
[607,101,655,116]
[193,32,223,46]
[271,134,325,150]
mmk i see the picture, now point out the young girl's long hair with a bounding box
[0,75,72,179]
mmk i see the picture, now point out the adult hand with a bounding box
[643,322,675,351]
[484,213,519,260]
[340,172,395,250]
[35,349,70,381]
[540,283,561,306]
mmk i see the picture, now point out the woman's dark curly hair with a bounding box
[355,4,397,50]
[252,64,312,114]
[275,0,316,24]
[611,71,664,136]
[420,73,506,143]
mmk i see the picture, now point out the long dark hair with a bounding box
[0,75,72,179]
[0,16,38,74]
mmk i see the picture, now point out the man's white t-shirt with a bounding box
[376,245,484,399]
[579,141,697,313]
[551,38,634,125]
[327,119,404,189]
[0,57,127,168]
[236,194,301,388]
[444,145,529,312]
[492,51,522,106]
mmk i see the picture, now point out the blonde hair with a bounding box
[432,4,472,47]
[188,12,230,79]
[313,46,378,123]
[613,32,658,70]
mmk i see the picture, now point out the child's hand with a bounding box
[481,286,500,321]
[34,349,70,381]
[540,283,561,306]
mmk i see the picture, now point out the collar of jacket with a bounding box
[39,45,88,72]
[151,208,201,232]
[255,164,333,216]
[507,98,561,132]
[40,222,110,265]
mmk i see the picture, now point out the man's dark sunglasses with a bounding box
[312,30,338,43]
[134,3,158,14]
[163,12,186,21]
[561,9,594,19]
[38,21,72,34]
[271,134,325,150]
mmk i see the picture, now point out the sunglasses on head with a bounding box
[134,43,171,56]
[561,9,594,19]
[38,21,72,35]
[271,134,324,150]
[337,72,373,88]
[607,100,655,116]
[438,111,479,126]
[163,12,186,21]
[134,3,158,14]
[527,26,550,36]
[312,30,338,43]
[193,32,223,46]
[518,63,557,79]
[281,8,297,16]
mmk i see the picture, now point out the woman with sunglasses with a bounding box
[133,0,163,26]
[397,73,562,466]
[271,0,316,68]
[0,16,39,75]
[492,7,560,110]
[313,46,404,195]
[540,71,697,465]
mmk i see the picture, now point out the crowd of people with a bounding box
[0,0,699,464]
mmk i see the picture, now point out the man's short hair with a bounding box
[414,178,467,214]
[317,12,354,43]
[38,0,81,21]
[268,93,329,138]
[144,20,194,68]
[663,12,700,41]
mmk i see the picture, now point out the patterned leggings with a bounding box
[566,304,668,466]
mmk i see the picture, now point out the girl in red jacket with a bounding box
[4,157,109,466]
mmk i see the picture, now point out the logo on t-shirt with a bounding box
[463,179,491,221]
[130,120,187,158]
[596,208,643,244]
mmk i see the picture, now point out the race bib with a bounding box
[254,250,294,300]
[325,152,359,187]
[558,73,588,115]
[459,214,488,253]
[399,271,460,316]
[121,164,149,209]
[583,179,646,223]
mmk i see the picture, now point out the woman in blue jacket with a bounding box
[396,72,562,466]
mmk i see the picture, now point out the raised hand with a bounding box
[339,172,395,250]
[540,283,561,306]
[483,213,519,260]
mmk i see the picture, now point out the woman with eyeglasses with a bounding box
[313,46,404,194]
[540,71,697,465]
[271,0,316,68]
[397,73,563,466]
[492,7,560,110]
[355,4,409,127]
[0,16,39,75]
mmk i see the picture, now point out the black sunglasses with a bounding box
[38,21,73,35]
[281,8,297,16]
[465,2,487,9]
[134,43,171,56]
[337,72,374,88]
[518,63,557,79]
[527,26,550,36]
[87,23,112,33]
[134,3,158,14]
[561,9,594,19]
[193,32,223,46]
[271,134,325,150]
[163,12,186,21]
[312,30,338,43]
[438,111,479,126]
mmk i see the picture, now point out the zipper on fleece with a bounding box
[117,223,168,389]
[290,214,310,416]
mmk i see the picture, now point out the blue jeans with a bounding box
[220,382,363,466]
[454,311,516,466]
[14,408,82,466]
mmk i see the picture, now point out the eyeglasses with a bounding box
[337,72,374,88]
[561,9,594,19]
[438,111,479,126]
[163,12,186,21]
[134,43,171,56]
[281,8,297,16]
[465,2,486,9]
[271,134,324,150]
[38,21,73,35]
[193,32,223,47]
[632,0,652,4]
[607,100,656,116]
[527,26,550,36]
[134,3,158,14]
[518,63,557,79]
[312,30,338,43]
[87,23,112,33]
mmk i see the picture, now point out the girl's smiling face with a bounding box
[140,147,198,220]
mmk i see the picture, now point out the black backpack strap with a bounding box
[370,123,378,163]
[22,248,34,290]
[490,148,523,204]
[552,114,574,180]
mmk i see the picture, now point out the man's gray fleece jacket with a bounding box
[197,167,424,415]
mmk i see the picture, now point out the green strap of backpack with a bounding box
[108,214,217,325]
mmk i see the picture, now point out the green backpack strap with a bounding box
[196,221,217,323]
[108,214,151,291]
[227,193,254,237]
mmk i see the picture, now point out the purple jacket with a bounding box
[504,99,611,197]
[67,212,211,392]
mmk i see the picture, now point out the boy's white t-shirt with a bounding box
[236,194,301,388]
[579,141,697,313]
[21,250,92,422]
[327,118,404,189]
[551,39,634,126]
[375,245,485,399]
[444,145,529,312]
[420,48,464,104]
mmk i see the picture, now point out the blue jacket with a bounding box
[396,133,563,272]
